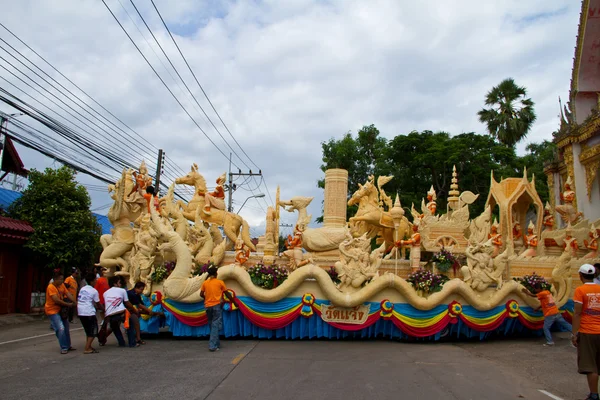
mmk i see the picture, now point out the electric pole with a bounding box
[226,154,263,212]
[155,149,164,196]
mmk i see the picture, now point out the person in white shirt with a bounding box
[77,272,102,354]
[98,276,136,347]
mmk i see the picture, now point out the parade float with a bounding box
[94,161,598,341]
[94,0,600,340]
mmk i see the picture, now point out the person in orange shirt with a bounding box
[522,285,571,346]
[572,263,600,400]
[45,270,77,354]
[94,267,109,323]
[200,266,232,352]
[64,268,80,323]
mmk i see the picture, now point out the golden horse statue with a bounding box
[348,177,412,250]
[174,164,256,251]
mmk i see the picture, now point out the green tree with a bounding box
[478,78,537,147]
[514,140,557,203]
[9,166,102,272]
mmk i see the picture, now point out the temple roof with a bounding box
[1,136,28,177]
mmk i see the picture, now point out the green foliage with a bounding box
[478,78,537,147]
[318,128,553,221]
[8,166,102,272]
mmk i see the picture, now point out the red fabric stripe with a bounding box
[392,315,451,337]
[459,311,508,332]
[562,310,572,323]
[162,302,208,327]
[516,314,544,330]
[235,299,301,330]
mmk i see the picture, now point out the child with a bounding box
[200,266,232,352]
[522,284,572,346]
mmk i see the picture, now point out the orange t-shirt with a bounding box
[536,290,559,317]
[64,276,78,297]
[45,283,68,315]
[574,283,600,334]
[201,278,226,308]
[95,277,109,305]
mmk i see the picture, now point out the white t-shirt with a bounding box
[103,287,129,317]
[77,285,100,316]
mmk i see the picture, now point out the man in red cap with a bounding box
[572,263,600,400]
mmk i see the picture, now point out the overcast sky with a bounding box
[0,0,581,237]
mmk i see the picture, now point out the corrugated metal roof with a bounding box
[0,215,33,232]
[0,187,112,235]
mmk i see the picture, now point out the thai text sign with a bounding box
[321,304,370,324]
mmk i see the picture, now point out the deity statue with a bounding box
[489,218,502,258]
[132,160,153,197]
[396,222,421,270]
[461,240,506,291]
[202,172,226,216]
[235,232,250,266]
[556,176,583,225]
[425,185,437,215]
[583,224,599,259]
[130,214,157,295]
[563,224,579,257]
[335,233,383,291]
[521,221,538,257]
[512,220,523,252]
[96,169,143,276]
[264,206,277,255]
[283,225,310,271]
[542,202,555,231]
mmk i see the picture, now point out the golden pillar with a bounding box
[323,169,348,227]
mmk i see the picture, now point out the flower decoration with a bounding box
[326,266,341,285]
[222,289,237,311]
[192,261,216,277]
[150,262,175,283]
[448,301,462,317]
[406,268,450,295]
[506,300,519,318]
[380,300,394,319]
[248,263,289,289]
[512,273,552,293]
[301,293,315,317]
[431,247,459,274]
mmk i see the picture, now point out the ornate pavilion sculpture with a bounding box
[484,168,543,256]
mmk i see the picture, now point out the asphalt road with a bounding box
[0,320,583,400]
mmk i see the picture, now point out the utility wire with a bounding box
[149,0,275,205]
[101,0,242,170]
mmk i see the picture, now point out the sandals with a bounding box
[137,340,146,345]
[83,349,99,354]
[60,350,68,354]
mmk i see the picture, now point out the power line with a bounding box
[149,0,275,206]
[101,0,242,170]
[0,21,192,181]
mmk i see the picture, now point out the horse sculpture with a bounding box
[347,177,411,249]
[174,164,256,251]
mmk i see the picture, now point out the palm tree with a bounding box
[477,78,537,147]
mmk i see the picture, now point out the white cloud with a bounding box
[0,0,580,234]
